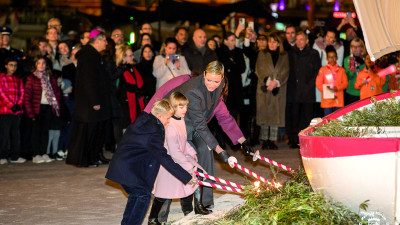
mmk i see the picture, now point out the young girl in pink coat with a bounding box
[148,91,205,224]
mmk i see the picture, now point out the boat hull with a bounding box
[299,91,400,224]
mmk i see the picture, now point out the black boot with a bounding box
[194,203,211,215]
[180,194,194,216]
[148,198,165,225]
[98,152,110,164]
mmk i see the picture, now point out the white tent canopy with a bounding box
[353,0,400,61]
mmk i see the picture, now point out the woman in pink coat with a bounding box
[148,92,205,224]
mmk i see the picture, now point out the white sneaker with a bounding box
[42,154,54,163]
[32,155,45,163]
[55,151,64,161]
[0,159,8,165]
[10,157,26,163]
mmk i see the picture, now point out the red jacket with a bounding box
[0,73,24,115]
[23,74,61,119]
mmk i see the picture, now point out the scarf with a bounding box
[349,54,365,73]
[268,49,279,67]
[33,71,59,116]
[123,66,144,123]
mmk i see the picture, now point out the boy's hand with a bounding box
[188,178,198,187]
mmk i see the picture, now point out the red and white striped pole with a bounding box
[252,150,297,173]
[233,162,279,188]
[195,171,243,190]
[198,181,241,193]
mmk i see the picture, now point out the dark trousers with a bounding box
[287,102,314,144]
[32,105,53,156]
[20,112,33,159]
[66,120,107,166]
[344,92,360,106]
[121,185,151,225]
[58,97,74,151]
[323,107,341,116]
[188,131,215,207]
[155,194,193,222]
[0,114,21,160]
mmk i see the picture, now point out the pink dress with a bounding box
[153,116,201,198]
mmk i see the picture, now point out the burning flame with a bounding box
[273,181,283,188]
[253,181,261,193]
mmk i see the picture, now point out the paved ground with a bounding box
[0,142,303,225]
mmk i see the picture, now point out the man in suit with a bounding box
[66,29,111,167]
[286,31,321,148]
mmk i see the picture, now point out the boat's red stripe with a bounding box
[299,91,400,158]
[300,135,399,158]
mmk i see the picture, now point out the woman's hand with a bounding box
[267,80,278,91]
[175,58,180,69]
[193,154,198,162]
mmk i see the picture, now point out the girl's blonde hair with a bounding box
[168,92,189,109]
[151,99,174,116]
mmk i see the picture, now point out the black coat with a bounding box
[105,112,192,190]
[182,44,217,75]
[287,46,321,103]
[73,44,111,122]
[216,45,246,111]
[61,63,77,99]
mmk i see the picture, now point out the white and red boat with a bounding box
[300,91,400,224]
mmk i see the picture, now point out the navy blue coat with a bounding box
[105,112,192,191]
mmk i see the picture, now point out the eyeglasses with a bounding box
[113,34,123,37]
[142,38,150,41]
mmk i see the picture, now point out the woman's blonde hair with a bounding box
[168,92,189,109]
[151,99,174,116]
[116,45,134,67]
[205,60,224,76]
[350,38,366,56]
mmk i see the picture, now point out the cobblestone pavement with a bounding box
[0,143,302,225]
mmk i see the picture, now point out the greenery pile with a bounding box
[311,96,400,137]
[216,171,365,225]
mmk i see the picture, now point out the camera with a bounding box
[167,54,179,60]
[239,18,245,25]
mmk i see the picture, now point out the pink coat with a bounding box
[153,117,201,198]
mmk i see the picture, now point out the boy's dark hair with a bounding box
[5,57,17,65]
[325,45,337,56]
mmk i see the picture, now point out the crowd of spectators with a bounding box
[0,15,399,166]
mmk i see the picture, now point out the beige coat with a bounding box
[255,51,289,127]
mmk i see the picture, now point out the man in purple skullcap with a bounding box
[66,29,111,167]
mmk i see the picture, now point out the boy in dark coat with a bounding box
[106,99,197,225]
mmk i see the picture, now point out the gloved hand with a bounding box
[241,139,255,156]
[227,156,237,168]
[218,151,230,164]
[11,104,21,113]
